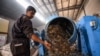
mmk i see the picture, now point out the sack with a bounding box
[10,38,30,55]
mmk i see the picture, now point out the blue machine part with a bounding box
[30,30,44,56]
[38,16,100,56]
[30,31,40,47]
[77,16,100,56]
[38,31,44,56]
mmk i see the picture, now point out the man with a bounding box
[11,6,51,56]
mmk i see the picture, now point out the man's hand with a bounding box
[43,41,51,50]
[31,34,51,50]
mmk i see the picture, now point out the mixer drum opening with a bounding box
[45,17,77,56]
[46,17,74,40]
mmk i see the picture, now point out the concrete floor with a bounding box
[0,43,39,56]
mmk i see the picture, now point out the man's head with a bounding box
[26,6,36,19]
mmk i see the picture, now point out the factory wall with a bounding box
[78,0,100,21]
[0,16,15,43]
[0,18,9,33]
[7,19,15,43]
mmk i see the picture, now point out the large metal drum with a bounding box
[44,17,77,56]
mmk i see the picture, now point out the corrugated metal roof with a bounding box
[31,0,87,20]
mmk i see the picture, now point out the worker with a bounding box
[10,6,51,56]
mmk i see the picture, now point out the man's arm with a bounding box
[31,34,44,45]
[31,34,51,50]
[22,19,51,50]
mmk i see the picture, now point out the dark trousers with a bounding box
[10,38,30,56]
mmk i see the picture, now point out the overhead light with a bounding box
[16,0,46,23]
[35,13,46,23]
[30,0,38,9]
[16,0,30,9]
[30,0,46,22]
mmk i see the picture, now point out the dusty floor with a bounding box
[0,43,38,56]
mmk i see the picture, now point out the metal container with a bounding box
[44,17,77,56]
[45,17,77,44]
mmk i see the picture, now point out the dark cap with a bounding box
[26,6,36,13]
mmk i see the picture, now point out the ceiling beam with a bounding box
[57,5,81,11]
[48,0,54,16]
[61,0,64,16]
[42,0,52,16]
[67,0,70,17]
[53,0,59,16]
[74,0,86,20]
[72,0,78,19]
